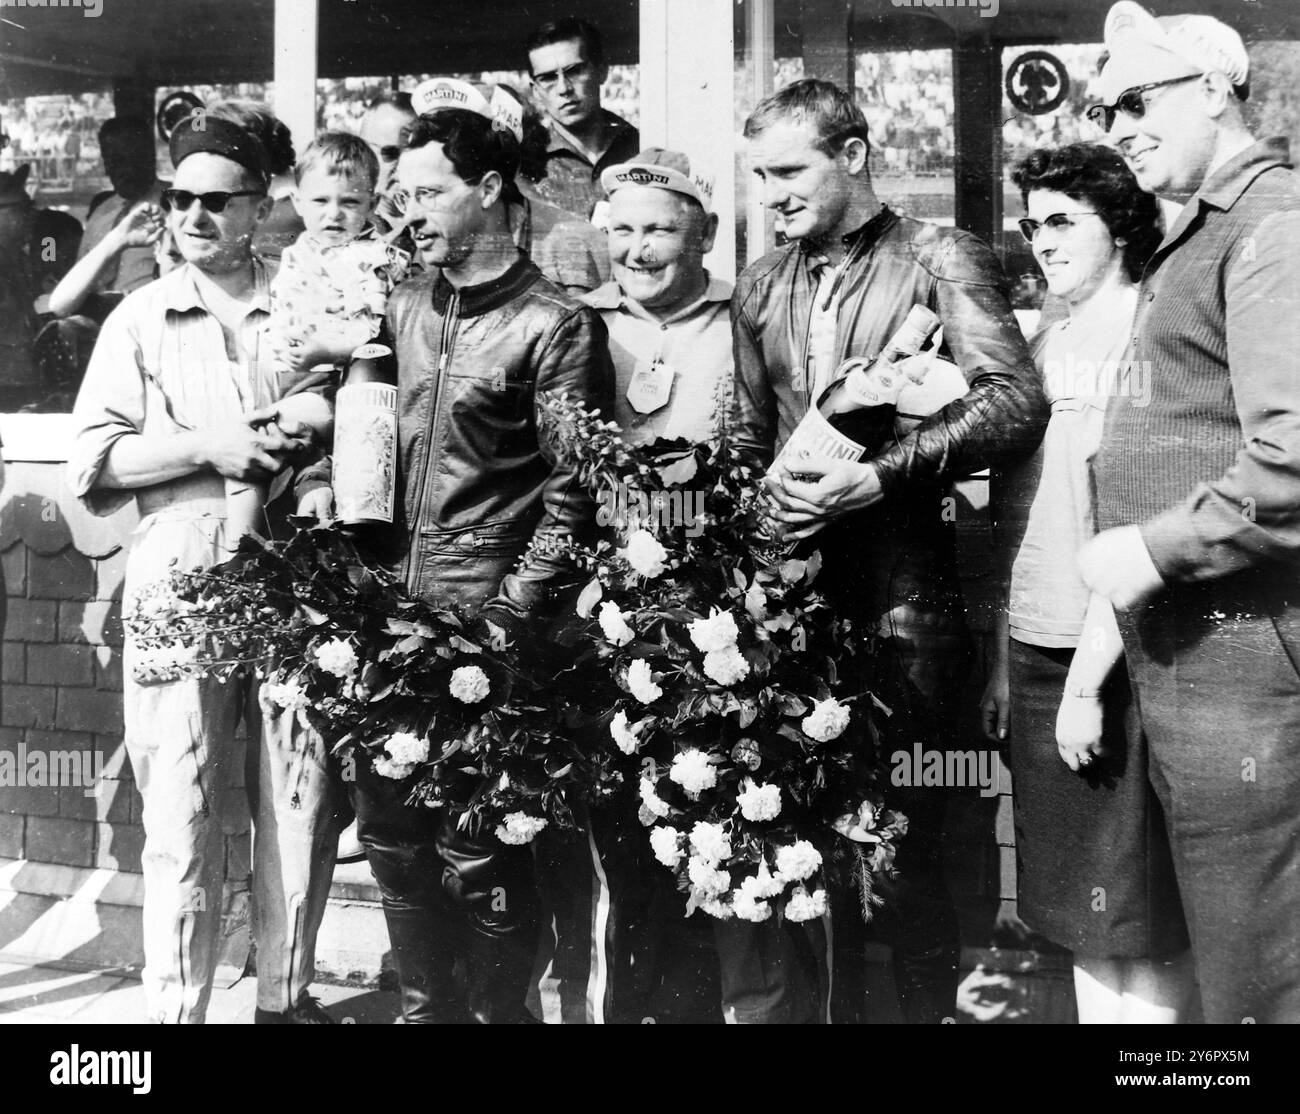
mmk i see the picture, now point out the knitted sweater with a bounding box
[1095,138,1300,592]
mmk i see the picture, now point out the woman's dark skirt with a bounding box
[1007,638,1189,959]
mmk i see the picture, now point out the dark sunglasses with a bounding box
[1018,211,1102,245]
[1085,73,1203,132]
[160,188,265,214]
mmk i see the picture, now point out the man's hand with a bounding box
[296,486,334,522]
[1077,526,1165,611]
[762,455,882,542]
[200,410,295,483]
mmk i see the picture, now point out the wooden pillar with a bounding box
[273,0,319,154]
[639,0,737,280]
[952,35,1001,243]
[800,0,853,92]
[743,0,775,269]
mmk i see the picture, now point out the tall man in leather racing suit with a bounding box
[340,105,614,1023]
[732,80,1048,1023]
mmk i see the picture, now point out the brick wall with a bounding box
[0,481,143,875]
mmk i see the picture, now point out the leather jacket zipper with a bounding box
[407,291,460,573]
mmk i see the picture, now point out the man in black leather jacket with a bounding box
[346,106,614,1023]
[733,80,1048,1023]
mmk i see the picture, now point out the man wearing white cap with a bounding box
[1080,2,1300,1024]
[526,148,731,1024]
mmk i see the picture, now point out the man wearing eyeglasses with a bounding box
[1079,2,1300,1024]
[67,116,343,1025]
[358,92,416,243]
[338,100,614,1024]
[525,17,639,221]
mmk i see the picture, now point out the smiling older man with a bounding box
[1081,2,1300,1024]
[67,116,342,1024]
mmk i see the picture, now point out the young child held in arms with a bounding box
[227,130,408,536]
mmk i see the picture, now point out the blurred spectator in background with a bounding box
[0,165,39,397]
[357,91,415,242]
[525,17,639,220]
[507,84,610,293]
[57,117,165,313]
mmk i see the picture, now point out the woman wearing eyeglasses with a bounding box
[981,142,1193,1023]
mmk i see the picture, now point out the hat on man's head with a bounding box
[601,148,716,213]
[410,78,524,142]
[169,113,270,181]
[1097,2,1249,103]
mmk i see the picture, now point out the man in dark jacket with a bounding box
[342,105,615,1023]
[732,79,1047,1023]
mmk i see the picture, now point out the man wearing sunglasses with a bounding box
[1080,2,1300,1024]
[525,17,639,221]
[67,115,343,1025]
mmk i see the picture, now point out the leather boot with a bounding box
[378,898,466,1024]
[437,816,539,1024]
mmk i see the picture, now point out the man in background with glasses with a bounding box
[358,92,416,243]
[1081,2,1300,1023]
[67,115,343,1024]
[525,16,639,221]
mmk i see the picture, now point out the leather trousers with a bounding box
[349,757,538,1023]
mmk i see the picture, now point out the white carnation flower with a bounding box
[625,659,663,704]
[702,646,750,687]
[801,696,851,742]
[639,776,671,819]
[669,748,717,799]
[749,860,786,899]
[494,812,548,845]
[384,730,429,767]
[609,710,641,755]
[688,820,732,867]
[314,637,359,678]
[373,753,417,780]
[649,825,684,868]
[598,602,636,646]
[784,886,829,923]
[687,855,731,897]
[698,895,734,920]
[731,884,773,923]
[774,840,822,883]
[736,778,782,823]
[262,676,308,711]
[449,664,491,703]
[688,608,740,654]
[620,529,669,578]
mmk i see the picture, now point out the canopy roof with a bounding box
[3,0,1298,99]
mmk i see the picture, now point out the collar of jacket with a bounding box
[428,253,542,316]
[1196,135,1292,212]
[796,202,896,269]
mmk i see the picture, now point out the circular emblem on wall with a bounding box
[156,91,204,142]
[1005,51,1070,116]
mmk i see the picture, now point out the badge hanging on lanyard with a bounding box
[626,354,674,415]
